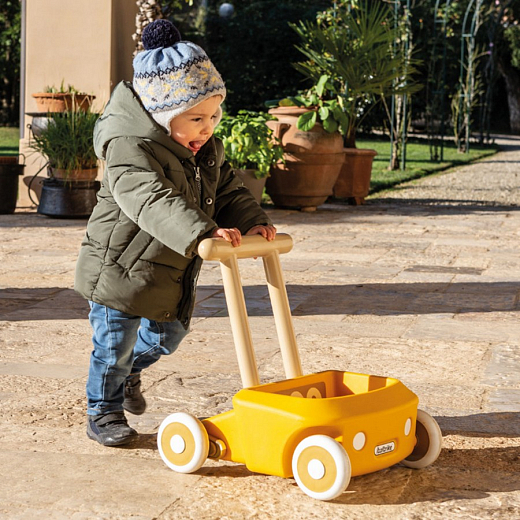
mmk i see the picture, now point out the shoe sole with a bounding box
[87,427,138,447]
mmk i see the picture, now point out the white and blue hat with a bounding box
[133,20,226,133]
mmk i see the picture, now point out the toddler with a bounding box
[75,19,276,446]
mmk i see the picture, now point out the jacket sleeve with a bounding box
[213,143,273,233]
[104,136,217,257]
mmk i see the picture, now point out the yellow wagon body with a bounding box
[158,234,442,501]
[203,370,419,478]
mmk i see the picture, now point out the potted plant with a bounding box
[28,108,100,217]
[267,75,350,135]
[32,81,95,113]
[214,110,284,204]
[263,77,347,211]
[291,0,421,203]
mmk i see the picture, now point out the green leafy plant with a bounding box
[265,74,350,135]
[29,110,99,175]
[214,110,285,178]
[289,0,422,148]
[43,80,81,94]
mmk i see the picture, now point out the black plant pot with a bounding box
[0,158,25,214]
[37,178,100,218]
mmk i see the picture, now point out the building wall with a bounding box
[19,0,138,207]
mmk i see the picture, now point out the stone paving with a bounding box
[0,136,519,519]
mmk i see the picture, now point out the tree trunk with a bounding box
[389,95,403,170]
[344,128,356,149]
[498,56,520,134]
[133,0,163,56]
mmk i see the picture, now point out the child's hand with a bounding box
[246,225,277,241]
[212,227,242,247]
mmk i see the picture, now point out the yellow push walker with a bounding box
[157,234,442,501]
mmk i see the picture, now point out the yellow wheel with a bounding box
[157,412,209,473]
[402,409,442,469]
[292,435,351,501]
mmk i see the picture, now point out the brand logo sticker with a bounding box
[375,441,395,456]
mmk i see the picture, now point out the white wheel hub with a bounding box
[170,434,186,454]
[307,459,326,480]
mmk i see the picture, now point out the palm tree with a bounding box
[291,0,421,149]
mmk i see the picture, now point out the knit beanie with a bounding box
[133,19,226,134]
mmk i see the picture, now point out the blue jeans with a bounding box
[86,302,189,416]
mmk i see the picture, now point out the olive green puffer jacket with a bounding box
[74,81,271,326]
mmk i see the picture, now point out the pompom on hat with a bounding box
[133,19,226,134]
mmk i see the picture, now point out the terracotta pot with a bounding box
[235,169,266,204]
[267,107,344,154]
[50,167,98,182]
[333,148,378,205]
[32,93,96,113]
[266,107,344,211]
[267,152,345,211]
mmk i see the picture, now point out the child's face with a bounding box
[169,96,222,155]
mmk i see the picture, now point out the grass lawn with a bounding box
[0,127,499,196]
[0,127,20,156]
[356,136,499,195]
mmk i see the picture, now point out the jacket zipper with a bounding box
[194,166,202,199]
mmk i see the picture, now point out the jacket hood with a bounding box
[94,81,192,161]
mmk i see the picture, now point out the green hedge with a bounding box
[204,0,328,114]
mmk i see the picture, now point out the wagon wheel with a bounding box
[402,409,443,469]
[292,435,351,501]
[157,412,209,473]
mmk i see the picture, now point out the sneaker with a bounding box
[123,374,147,415]
[87,412,138,446]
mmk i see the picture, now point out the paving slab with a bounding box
[0,136,519,518]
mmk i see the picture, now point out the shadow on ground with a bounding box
[0,287,88,320]
[0,212,88,228]
[438,412,520,437]
[196,282,520,317]
[2,281,519,321]
[365,198,520,211]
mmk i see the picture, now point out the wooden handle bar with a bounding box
[198,233,293,261]
[197,232,302,388]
